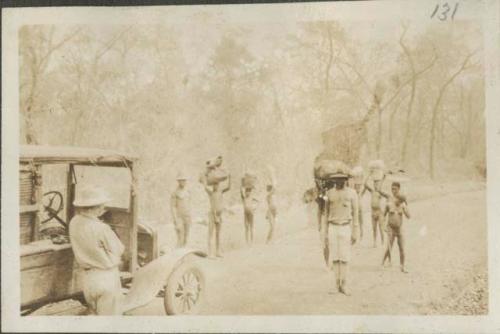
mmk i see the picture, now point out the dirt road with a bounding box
[133,189,487,315]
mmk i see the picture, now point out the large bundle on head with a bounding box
[351,166,364,185]
[242,171,258,189]
[314,159,351,180]
[201,159,229,186]
[368,160,385,181]
[206,168,229,185]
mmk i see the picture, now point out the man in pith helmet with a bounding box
[69,185,125,315]
[170,171,192,247]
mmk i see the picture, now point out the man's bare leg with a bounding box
[397,234,407,273]
[207,216,215,258]
[329,261,341,294]
[249,213,254,244]
[339,261,351,295]
[372,215,378,248]
[382,231,395,266]
[208,213,216,258]
[175,224,184,248]
[378,216,385,244]
[215,221,223,258]
[266,216,274,243]
[183,218,191,247]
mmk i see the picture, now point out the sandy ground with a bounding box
[131,189,487,315]
[32,185,486,316]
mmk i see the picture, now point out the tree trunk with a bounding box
[401,78,416,168]
[428,52,474,178]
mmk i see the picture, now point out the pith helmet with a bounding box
[73,185,111,207]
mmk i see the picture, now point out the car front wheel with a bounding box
[163,260,205,315]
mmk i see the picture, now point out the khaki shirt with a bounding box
[171,188,191,218]
[69,214,125,270]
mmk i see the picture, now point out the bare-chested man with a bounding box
[380,182,410,273]
[265,184,277,244]
[204,165,231,258]
[363,174,386,247]
[241,184,258,245]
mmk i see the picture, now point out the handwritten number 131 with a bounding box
[431,2,459,21]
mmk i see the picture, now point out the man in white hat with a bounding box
[324,172,359,295]
[68,185,124,315]
[170,171,192,247]
[350,166,365,241]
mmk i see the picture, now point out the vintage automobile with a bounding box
[19,145,206,316]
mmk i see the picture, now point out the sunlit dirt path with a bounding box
[133,190,487,315]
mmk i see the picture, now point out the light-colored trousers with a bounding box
[81,267,122,315]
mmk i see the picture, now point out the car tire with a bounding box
[163,258,205,315]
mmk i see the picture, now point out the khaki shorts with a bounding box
[80,267,122,315]
[328,223,352,262]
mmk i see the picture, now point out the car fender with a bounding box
[122,248,206,313]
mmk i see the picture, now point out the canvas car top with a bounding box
[20,145,137,165]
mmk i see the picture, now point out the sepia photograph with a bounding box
[2,0,500,332]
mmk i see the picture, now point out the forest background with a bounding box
[19,18,486,229]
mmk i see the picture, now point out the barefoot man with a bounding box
[265,184,277,244]
[364,168,386,247]
[325,170,360,295]
[241,184,258,245]
[204,160,231,258]
[381,182,411,273]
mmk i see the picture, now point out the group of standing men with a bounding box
[318,160,411,296]
[170,155,278,259]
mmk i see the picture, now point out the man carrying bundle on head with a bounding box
[240,170,258,245]
[322,161,360,295]
[350,166,365,241]
[363,160,386,248]
[201,157,231,258]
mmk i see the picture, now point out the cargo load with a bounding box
[241,172,257,189]
[368,160,385,181]
[206,168,229,186]
[351,166,364,185]
[313,159,351,180]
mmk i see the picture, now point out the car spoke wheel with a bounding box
[164,262,205,315]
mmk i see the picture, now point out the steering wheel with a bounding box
[41,191,67,228]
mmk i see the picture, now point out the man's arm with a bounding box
[402,203,411,219]
[101,225,125,263]
[360,184,367,196]
[377,189,390,199]
[203,182,213,195]
[223,174,231,193]
[364,181,373,193]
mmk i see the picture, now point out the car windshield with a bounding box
[74,165,132,209]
